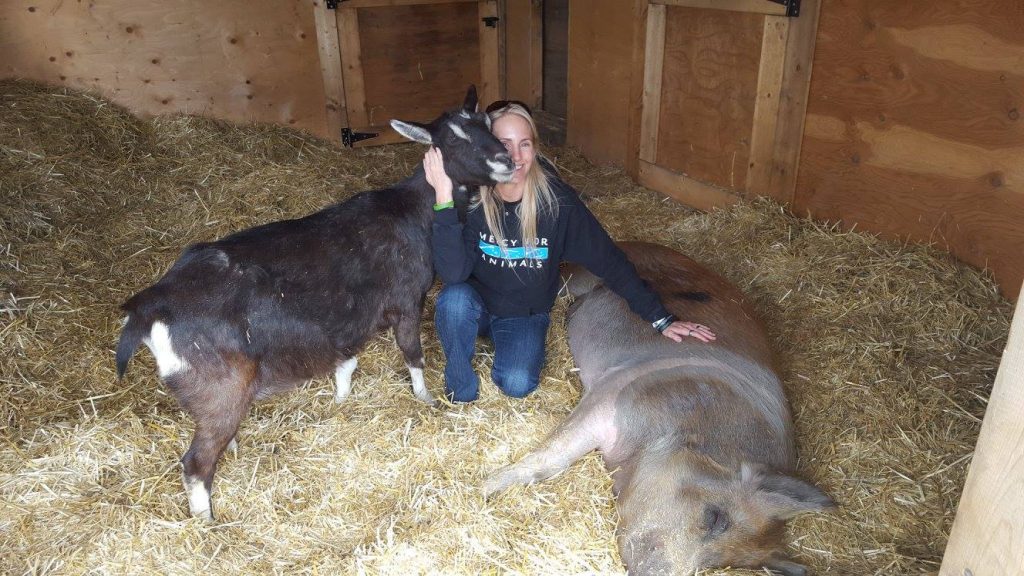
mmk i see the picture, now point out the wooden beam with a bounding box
[638,160,740,211]
[336,7,369,129]
[503,0,539,106]
[625,0,650,180]
[313,2,346,143]
[337,0,476,7]
[940,281,1024,575]
[478,0,501,108]
[653,0,788,16]
[638,3,666,164]
[529,0,543,109]
[745,16,790,197]
[765,0,820,203]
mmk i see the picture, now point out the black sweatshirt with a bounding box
[431,177,670,323]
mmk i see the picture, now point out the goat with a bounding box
[116,86,514,520]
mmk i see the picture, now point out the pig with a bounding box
[484,241,834,575]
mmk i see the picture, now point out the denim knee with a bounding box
[436,283,480,325]
[493,367,539,398]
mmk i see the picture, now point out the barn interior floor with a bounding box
[0,80,1012,575]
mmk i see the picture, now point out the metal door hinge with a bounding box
[342,128,379,147]
[482,16,499,27]
[325,0,341,9]
[767,0,800,17]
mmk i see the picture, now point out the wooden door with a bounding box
[314,0,501,147]
[628,0,820,209]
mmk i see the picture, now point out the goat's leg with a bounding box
[333,356,358,404]
[175,357,256,520]
[394,311,436,406]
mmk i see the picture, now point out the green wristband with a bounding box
[433,200,455,211]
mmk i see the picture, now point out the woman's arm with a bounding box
[560,185,715,342]
[425,148,476,284]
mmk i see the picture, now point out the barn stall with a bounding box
[1,0,1021,574]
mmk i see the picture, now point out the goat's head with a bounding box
[391,86,515,187]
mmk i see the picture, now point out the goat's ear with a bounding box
[390,120,433,145]
[463,85,479,113]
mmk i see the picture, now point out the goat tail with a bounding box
[116,313,150,379]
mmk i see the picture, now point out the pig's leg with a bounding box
[484,398,609,496]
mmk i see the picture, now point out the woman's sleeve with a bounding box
[560,188,670,323]
[431,208,477,284]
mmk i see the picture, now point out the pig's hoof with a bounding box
[483,467,517,497]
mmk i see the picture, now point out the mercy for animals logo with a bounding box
[478,233,548,269]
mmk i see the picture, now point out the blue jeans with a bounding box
[435,283,550,402]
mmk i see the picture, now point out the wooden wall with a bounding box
[796,0,1024,299]
[566,0,634,166]
[0,0,330,139]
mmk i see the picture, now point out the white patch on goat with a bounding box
[487,159,514,182]
[183,473,212,520]
[408,364,436,406]
[334,357,358,403]
[449,122,471,142]
[459,110,471,119]
[143,321,189,378]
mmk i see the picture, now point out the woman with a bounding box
[425,102,715,403]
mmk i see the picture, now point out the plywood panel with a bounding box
[655,6,764,190]
[941,282,1024,574]
[0,0,329,138]
[504,0,541,108]
[567,0,635,166]
[796,0,1024,299]
[542,0,568,117]
[356,3,481,127]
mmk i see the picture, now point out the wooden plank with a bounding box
[638,159,740,211]
[566,0,637,166]
[940,282,1024,574]
[339,0,476,7]
[503,0,536,105]
[655,6,764,190]
[626,0,650,179]
[745,16,790,196]
[542,0,569,118]
[638,3,666,164]
[653,0,788,16]
[353,3,480,126]
[764,0,820,203]
[478,0,501,109]
[0,0,329,138]
[336,7,369,129]
[313,1,346,143]
[529,0,543,109]
[795,0,1024,299]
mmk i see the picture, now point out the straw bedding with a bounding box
[0,80,1012,575]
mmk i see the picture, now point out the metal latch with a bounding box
[342,128,379,148]
[325,0,341,9]
[767,0,800,17]
[482,16,499,27]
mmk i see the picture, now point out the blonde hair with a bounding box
[475,103,559,254]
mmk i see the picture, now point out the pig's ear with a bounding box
[742,462,835,520]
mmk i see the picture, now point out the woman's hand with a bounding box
[423,147,454,204]
[661,321,716,343]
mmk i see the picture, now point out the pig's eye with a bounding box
[702,504,731,538]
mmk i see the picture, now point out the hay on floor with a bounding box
[0,80,1012,575]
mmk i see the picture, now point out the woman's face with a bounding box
[492,113,534,187]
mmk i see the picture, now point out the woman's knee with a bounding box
[493,367,539,398]
[436,284,481,323]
